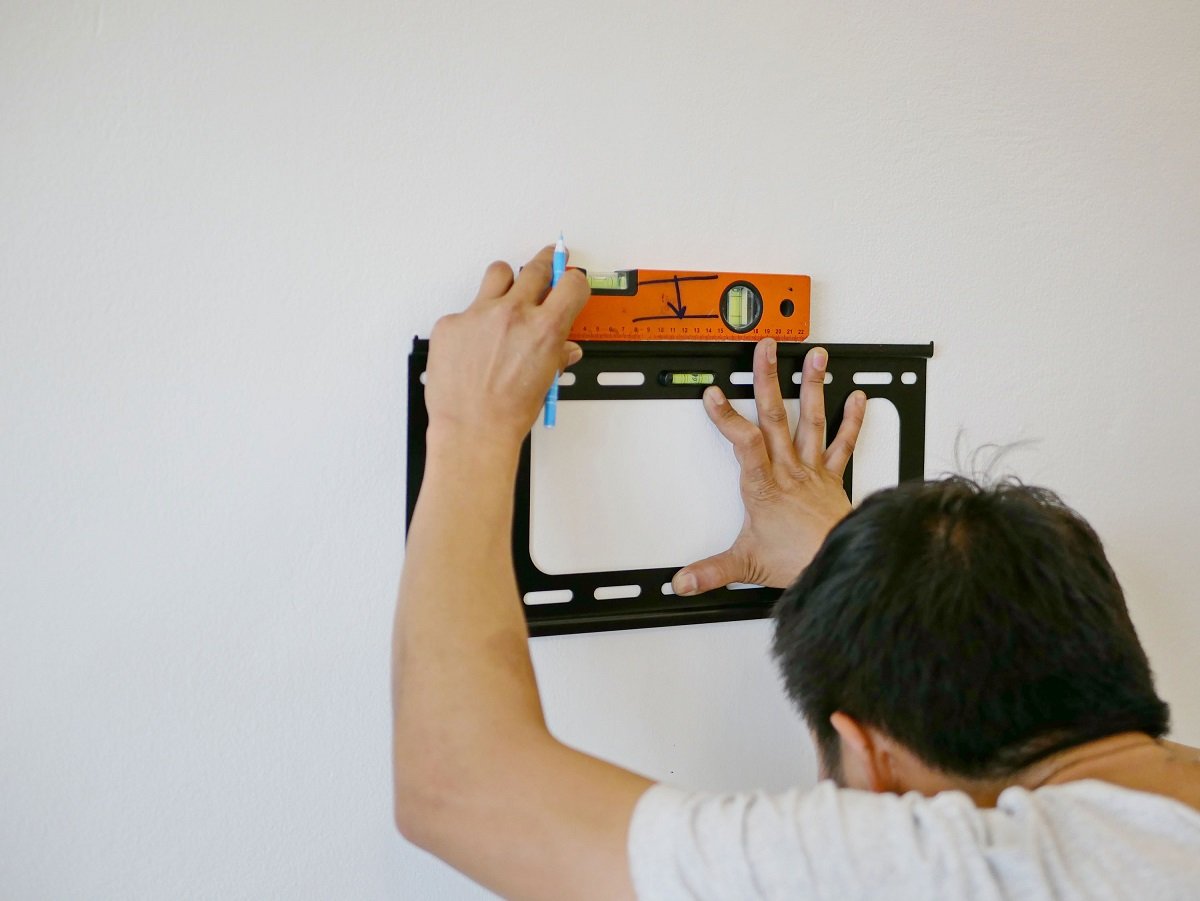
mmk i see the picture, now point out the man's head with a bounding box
[772,476,1169,791]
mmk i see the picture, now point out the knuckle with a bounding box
[806,412,827,431]
[493,302,521,326]
[745,475,781,503]
[430,313,458,338]
[736,429,766,454]
[761,405,789,425]
[485,260,512,281]
[535,320,562,345]
[536,305,565,332]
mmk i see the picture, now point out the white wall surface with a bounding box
[3,2,1199,898]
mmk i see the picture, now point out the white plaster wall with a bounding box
[3,2,1198,897]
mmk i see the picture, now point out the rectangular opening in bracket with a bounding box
[851,398,901,505]
[530,398,796,575]
[530,393,907,576]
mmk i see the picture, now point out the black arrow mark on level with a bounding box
[667,274,687,318]
[624,274,724,328]
[638,273,720,321]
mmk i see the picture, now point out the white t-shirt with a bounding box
[628,779,1200,900]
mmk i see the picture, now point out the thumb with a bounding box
[672,548,747,597]
[561,341,583,370]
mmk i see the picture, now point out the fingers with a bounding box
[541,268,591,334]
[752,338,794,463]
[672,549,746,597]
[704,386,775,489]
[474,260,514,303]
[824,390,867,478]
[509,245,556,304]
[794,346,829,466]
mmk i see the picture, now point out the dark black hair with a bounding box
[772,477,1170,780]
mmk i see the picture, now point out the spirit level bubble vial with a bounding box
[569,269,810,342]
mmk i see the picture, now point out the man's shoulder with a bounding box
[1000,779,1200,837]
[629,779,1200,900]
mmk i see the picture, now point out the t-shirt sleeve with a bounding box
[627,780,999,901]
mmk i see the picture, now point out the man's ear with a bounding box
[830,712,898,793]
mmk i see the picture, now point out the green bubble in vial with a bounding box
[587,271,628,290]
[727,286,750,328]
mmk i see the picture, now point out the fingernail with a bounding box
[765,338,777,364]
[812,348,827,371]
[675,572,698,596]
[567,345,583,365]
[704,386,725,407]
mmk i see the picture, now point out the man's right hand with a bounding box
[671,340,867,596]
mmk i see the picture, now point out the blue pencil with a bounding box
[543,233,567,428]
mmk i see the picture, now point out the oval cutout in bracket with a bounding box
[792,372,833,385]
[597,371,645,386]
[853,372,894,385]
[523,589,573,606]
[594,584,642,600]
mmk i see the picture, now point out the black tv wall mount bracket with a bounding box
[406,339,933,636]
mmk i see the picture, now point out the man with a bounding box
[392,246,1200,899]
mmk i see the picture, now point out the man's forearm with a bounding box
[392,429,547,822]
[388,254,649,901]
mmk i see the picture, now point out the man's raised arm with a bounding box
[392,247,651,900]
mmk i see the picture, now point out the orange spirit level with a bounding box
[568,269,810,342]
